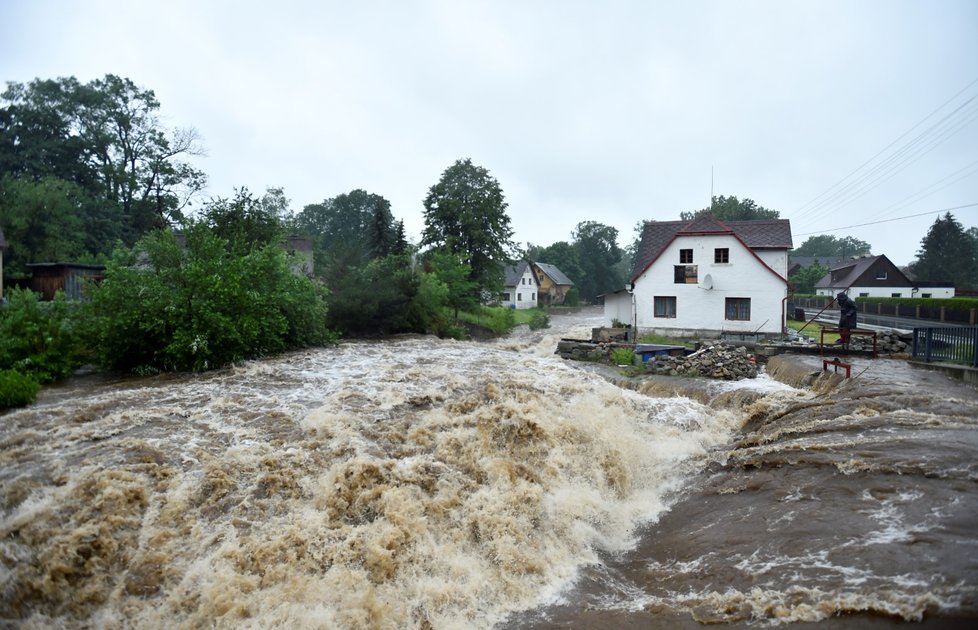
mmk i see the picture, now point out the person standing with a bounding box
[837,291,858,349]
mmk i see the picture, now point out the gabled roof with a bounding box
[788,256,851,272]
[532,262,574,286]
[630,214,793,281]
[814,254,910,289]
[503,260,534,288]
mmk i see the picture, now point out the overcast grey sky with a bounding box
[3,0,977,266]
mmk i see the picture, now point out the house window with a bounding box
[725,297,750,321]
[876,271,888,280]
[531,293,536,301]
[922,293,932,298]
[502,292,511,301]
[654,296,677,318]
[859,292,869,297]
[680,249,693,264]
[517,293,522,301]
[891,292,901,298]
[521,277,525,285]
[674,265,697,284]
[714,248,729,263]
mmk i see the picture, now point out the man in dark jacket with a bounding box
[837,292,858,349]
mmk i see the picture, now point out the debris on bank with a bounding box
[645,343,758,380]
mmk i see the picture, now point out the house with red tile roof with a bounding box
[622,213,793,336]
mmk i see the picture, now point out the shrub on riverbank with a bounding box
[0,288,87,382]
[0,369,40,410]
[91,225,336,373]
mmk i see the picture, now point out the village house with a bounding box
[26,263,105,300]
[530,262,574,306]
[502,261,539,310]
[814,254,954,298]
[619,213,793,337]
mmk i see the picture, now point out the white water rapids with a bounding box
[1,311,808,628]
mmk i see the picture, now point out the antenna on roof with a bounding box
[710,165,714,214]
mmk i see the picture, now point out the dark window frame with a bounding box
[654,296,677,318]
[680,249,693,264]
[714,248,729,263]
[725,297,751,321]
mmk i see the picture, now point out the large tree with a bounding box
[571,221,624,302]
[0,74,206,278]
[792,234,871,258]
[681,195,780,221]
[909,213,978,287]
[421,158,516,294]
[292,189,399,268]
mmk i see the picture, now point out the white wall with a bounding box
[632,234,787,335]
[504,267,539,309]
[603,292,632,327]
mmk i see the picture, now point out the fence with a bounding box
[912,326,978,368]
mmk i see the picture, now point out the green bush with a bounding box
[0,369,40,410]
[0,288,87,381]
[456,306,515,335]
[563,287,580,307]
[610,347,635,366]
[90,225,336,373]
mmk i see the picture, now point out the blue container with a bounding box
[634,344,687,363]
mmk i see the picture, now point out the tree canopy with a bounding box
[792,234,872,258]
[681,195,780,221]
[0,74,205,280]
[909,213,978,287]
[421,158,516,294]
[529,221,623,303]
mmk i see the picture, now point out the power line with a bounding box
[794,75,978,218]
[792,202,978,237]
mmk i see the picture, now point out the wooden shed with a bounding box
[26,263,105,300]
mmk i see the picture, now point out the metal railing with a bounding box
[912,326,978,368]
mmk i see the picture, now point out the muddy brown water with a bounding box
[1,308,976,628]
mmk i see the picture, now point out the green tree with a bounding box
[421,158,516,295]
[792,234,872,258]
[292,189,398,268]
[422,251,479,318]
[1,75,206,242]
[90,224,333,373]
[681,195,780,221]
[909,213,978,287]
[789,260,830,294]
[200,188,284,255]
[0,176,89,278]
[571,221,623,302]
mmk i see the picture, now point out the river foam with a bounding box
[1,334,741,628]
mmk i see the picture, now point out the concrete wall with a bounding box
[603,292,632,327]
[632,233,787,335]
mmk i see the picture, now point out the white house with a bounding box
[626,213,793,337]
[814,255,955,299]
[502,261,539,310]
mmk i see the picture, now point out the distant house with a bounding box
[530,262,574,305]
[814,255,954,298]
[502,261,539,310]
[26,263,105,300]
[0,226,6,298]
[283,235,315,276]
[624,213,793,336]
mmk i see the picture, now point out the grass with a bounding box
[455,306,550,336]
[786,319,841,343]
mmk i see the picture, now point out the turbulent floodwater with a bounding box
[1,309,977,628]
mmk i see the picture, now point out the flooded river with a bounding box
[1,309,976,628]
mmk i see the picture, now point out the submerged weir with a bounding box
[2,310,976,628]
